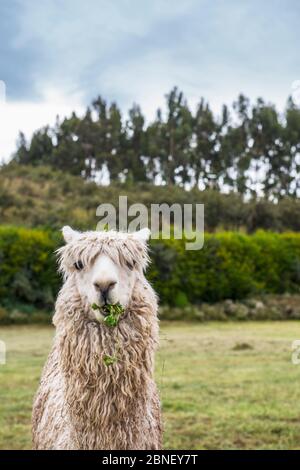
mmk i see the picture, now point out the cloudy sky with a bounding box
[0,0,299,161]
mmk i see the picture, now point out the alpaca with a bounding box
[32,226,162,450]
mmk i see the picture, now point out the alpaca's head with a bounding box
[57,226,151,318]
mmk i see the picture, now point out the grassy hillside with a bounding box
[1,322,300,449]
[1,163,300,232]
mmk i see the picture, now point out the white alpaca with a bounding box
[32,227,162,450]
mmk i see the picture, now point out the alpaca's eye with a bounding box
[126,260,136,271]
[74,260,84,271]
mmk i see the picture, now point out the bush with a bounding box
[0,226,61,311]
[149,231,300,305]
[174,291,189,308]
[1,226,300,322]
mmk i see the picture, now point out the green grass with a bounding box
[0,322,300,449]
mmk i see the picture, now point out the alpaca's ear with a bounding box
[132,228,151,243]
[62,226,80,243]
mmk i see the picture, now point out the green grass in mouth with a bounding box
[91,302,125,365]
[91,302,125,327]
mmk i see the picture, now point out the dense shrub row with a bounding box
[150,231,300,306]
[0,226,300,322]
[0,226,61,314]
[149,231,300,305]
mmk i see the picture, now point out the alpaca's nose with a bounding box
[93,280,117,304]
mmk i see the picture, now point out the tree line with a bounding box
[13,87,300,200]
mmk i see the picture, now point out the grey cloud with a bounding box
[0,0,299,111]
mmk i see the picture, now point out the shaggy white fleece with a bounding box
[32,228,162,450]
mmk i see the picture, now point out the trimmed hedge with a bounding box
[148,231,300,304]
[0,226,300,317]
[0,226,61,313]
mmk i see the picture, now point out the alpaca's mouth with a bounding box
[91,302,125,327]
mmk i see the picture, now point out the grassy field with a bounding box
[0,321,300,449]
